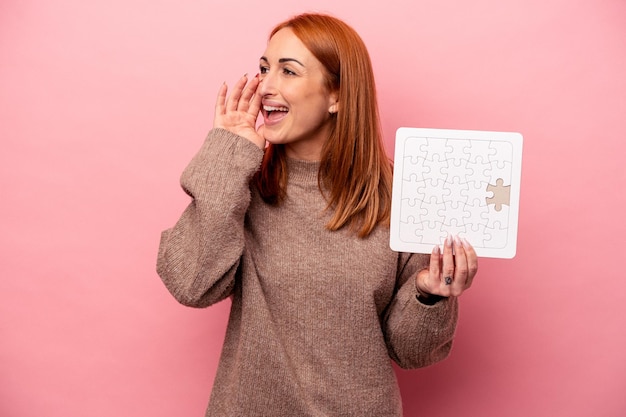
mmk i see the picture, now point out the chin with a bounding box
[263,131,291,146]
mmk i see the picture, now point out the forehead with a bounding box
[262,28,315,63]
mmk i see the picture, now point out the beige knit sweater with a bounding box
[157,128,458,417]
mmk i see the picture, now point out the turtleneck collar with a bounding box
[286,158,320,185]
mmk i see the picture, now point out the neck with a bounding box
[284,120,334,161]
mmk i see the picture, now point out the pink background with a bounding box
[2,0,625,416]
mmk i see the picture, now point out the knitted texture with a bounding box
[157,128,459,417]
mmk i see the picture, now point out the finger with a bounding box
[225,74,248,113]
[440,234,455,296]
[239,74,260,113]
[451,235,468,296]
[215,82,227,117]
[428,244,442,290]
[247,76,263,116]
[461,237,478,288]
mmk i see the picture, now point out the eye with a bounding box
[259,65,269,74]
[282,67,297,76]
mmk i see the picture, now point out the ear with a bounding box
[328,92,339,114]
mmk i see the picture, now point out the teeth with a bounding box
[264,105,288,112]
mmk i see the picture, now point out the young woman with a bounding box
[157,13,478,416]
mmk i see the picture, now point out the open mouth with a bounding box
[263,105,289,122]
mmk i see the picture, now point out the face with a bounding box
[258,28,338,160]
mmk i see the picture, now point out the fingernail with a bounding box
[461,237,471,249]
[433,245,440,255]
[454,235,461,246]
[446,235,453,246]
[242,73,248,78]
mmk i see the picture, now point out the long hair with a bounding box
[254,13,393,238]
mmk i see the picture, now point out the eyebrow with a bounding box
[260,56,305,67]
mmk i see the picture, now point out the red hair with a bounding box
[254,13,392,238]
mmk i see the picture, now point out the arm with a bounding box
[384,235,478,368]
[157,75,265,307]
[156,128,263,307]
[383,253,459,369]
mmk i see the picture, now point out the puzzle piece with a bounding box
[459,222,491,247]
[486,160,512,185]
[442,176,469,205]
[421,154,449,182]
[419,138,450,161]
[403,138,427,163]
[417,220,448,244]
[445,139,471,167]
[483,221,508,248]
[399,215,421,243]
[419,196,446,225]
[416,178,451,204]
[465,140,496,163]
[488,141,513,165]
[485,203,510,229]
[463,199,490,230]
[444,218,466,239]
[401,175,426,204]
[441,159,474,184]
[438,200,471,227]
[466,155,491,184]
[461,180,493,203]
[402,155,430,181]
[399,198,427,224]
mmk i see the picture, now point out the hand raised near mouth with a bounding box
[214,74,266,149]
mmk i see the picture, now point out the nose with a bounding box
[258,70,276,97]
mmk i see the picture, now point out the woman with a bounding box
[157,12,478,416]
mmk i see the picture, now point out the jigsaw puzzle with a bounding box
[390,128,523,258]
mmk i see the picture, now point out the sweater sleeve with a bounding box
[382,252,459,369]
[156,128,264,308]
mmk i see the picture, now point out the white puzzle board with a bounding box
[390,127,523,258]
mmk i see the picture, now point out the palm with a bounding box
[214,75,265,149]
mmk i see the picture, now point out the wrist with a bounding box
[415,269,445,305]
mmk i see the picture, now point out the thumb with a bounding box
[256,124,267,148]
